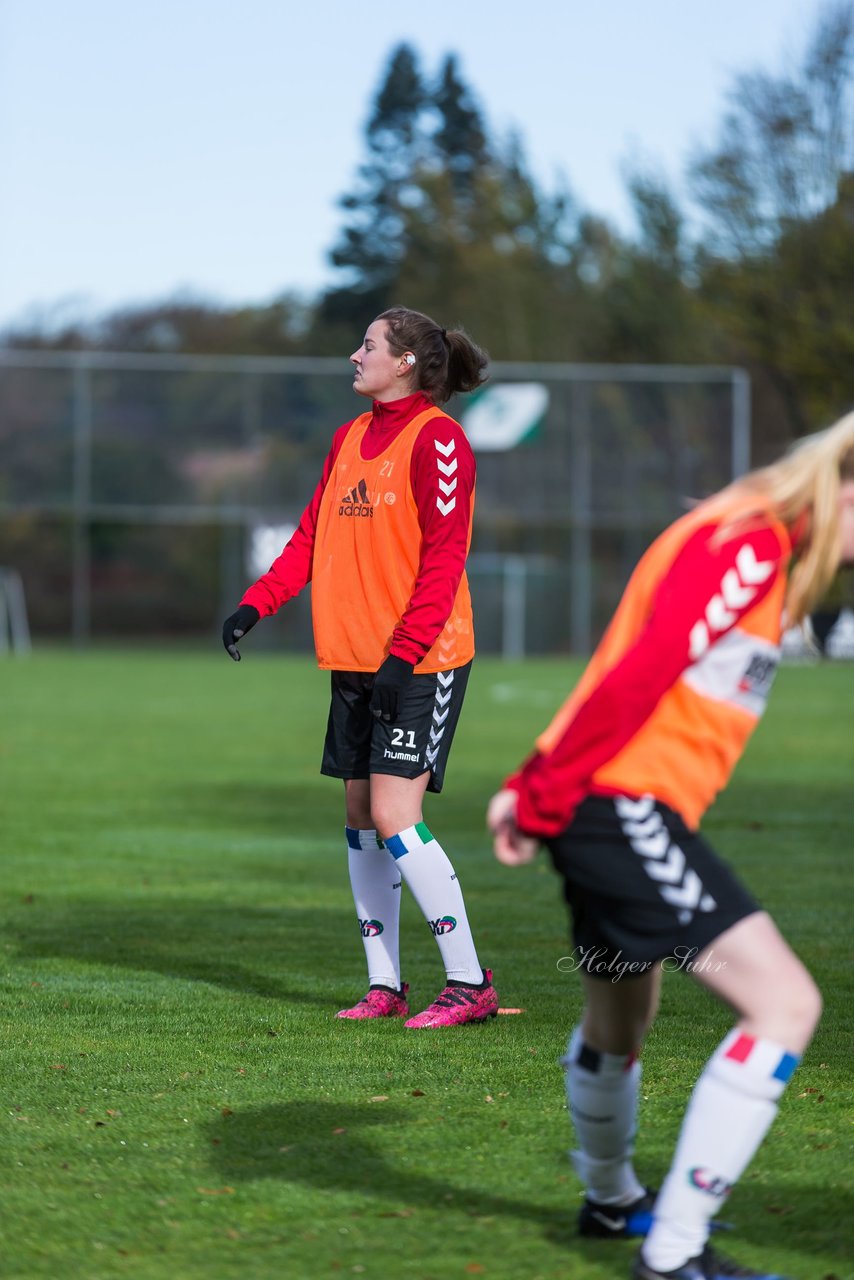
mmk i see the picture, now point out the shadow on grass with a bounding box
[159,778,496,845]
[160,780,334,833]
[207,1100,854,1267]
[6,898,353,1004]
[209,1098,567,1231]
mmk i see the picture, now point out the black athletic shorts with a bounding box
[320,660,472,794]
[547,794,759,978]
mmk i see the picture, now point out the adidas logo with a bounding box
[339,478,374,517]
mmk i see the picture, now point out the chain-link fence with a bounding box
[0,350,749,655]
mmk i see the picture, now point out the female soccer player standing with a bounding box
[487,415,854,1279]
[223,306,498,1028]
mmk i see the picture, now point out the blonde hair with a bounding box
[714,410,854,625]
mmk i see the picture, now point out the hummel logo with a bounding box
[339,477,374,517]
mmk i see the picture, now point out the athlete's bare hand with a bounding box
[487,789,539,866]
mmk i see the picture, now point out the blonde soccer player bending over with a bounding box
[488,415,854,1280]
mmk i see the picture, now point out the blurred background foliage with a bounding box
[5,3,852,462]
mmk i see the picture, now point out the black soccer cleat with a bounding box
[579,1187,657,1238]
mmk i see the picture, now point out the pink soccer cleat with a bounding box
[404,969,498,1028]
[335,983,409,1020]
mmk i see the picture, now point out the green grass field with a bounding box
[1,651,852,1280]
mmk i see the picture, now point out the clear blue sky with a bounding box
[0,0,824,331]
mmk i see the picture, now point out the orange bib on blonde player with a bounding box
[311,407,475,673]
[536,496,791,829]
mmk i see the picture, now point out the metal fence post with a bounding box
[569,381,593,655]
[71,358,92,646]
[502,555,527,660]
[731,369,751,477]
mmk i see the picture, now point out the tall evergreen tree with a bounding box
[319,44,428,333]
[319,44,585,358]
[433,54,489,198]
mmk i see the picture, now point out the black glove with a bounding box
[221,604,260,661]
[369,654,415,724]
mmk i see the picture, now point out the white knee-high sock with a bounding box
[561,1026,646,1204]
[345,827,402,991]
[384,822,483,985]
[642,1028,800,1271]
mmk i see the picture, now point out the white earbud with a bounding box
[404,353,416,366]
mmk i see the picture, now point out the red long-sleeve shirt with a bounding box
[508,509,790,836]
[241,392,476,666]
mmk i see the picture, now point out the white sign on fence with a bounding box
[462,383,549,451]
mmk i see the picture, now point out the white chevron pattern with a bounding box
[720,567,755,610]
[426,669,455,766]
[643,845,686,883]
[615,795,717,925]
[615,795,655,822]
[622,812,664,840]
[688,542,776,661]
[661,871,706,909]
[736,543,775,584]
[632,829,671,858]
[434,437,458,517]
